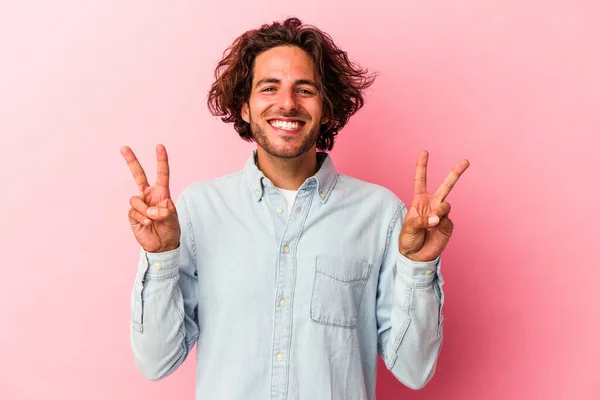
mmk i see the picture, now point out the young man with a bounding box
[122,17,469,400]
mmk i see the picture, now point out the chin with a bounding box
[263,146,309,159]
[252,122,318,159]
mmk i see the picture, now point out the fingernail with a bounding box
[428,216,439,226]
[147,208,158,217]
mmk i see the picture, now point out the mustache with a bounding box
[264,110,311,120]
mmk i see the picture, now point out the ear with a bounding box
[241,102,250,123]
[320,114,330,125]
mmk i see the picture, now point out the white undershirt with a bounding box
[274,187,298,215]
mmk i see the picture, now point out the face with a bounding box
[242,45,327,159]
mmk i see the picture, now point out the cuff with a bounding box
[395,250,440,286]
[134,246,181,282]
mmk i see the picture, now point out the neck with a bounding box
[256,147,318,190]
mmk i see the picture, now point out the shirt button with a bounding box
[319,192,325,199]
[255,189,261,197]
[276,353,284,361]
[283,245,290,254]
[279,298,287,307]
[425,269,433,276]
[276,208,283,214]
[154,263,162,270]
[261,178,267,185]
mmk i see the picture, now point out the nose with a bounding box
[278,87,298,113]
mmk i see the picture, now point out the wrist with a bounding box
[147,242,180,254]
[160,242,180,253]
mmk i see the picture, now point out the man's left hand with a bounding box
[399,150,470,262]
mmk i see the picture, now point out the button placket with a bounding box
[268,186,314,398]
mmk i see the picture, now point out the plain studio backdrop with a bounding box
[0,1,598,399]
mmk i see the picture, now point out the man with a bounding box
[122,17,469,400]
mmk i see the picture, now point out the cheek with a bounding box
[250,97,276,116]
[304,103,323,122]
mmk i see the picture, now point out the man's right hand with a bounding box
[121,144,181,253]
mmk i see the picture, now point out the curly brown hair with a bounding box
[207,17,376,151]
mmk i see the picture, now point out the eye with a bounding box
[297,89,315,95]
[261,87,276,92]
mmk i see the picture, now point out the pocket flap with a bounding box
[316,255,371,283]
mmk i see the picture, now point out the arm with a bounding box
[377,150,469,389]
[120,145,199,380]
[130,195,199,381]
[376,203,443,390]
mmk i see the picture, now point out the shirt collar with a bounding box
[243,150,338,203]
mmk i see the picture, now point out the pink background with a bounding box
[1,1,599,399]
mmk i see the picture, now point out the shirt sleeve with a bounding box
[376,202,444,390]
[130,194,199,381]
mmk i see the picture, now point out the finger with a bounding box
[413,150,428,195]
[130,195,149,214]
[403,213,438,234]
[128,207,152,226]
[155,144,170,189]
[432,202,451,219]
[121,146,150,192]
[130,195,171,221]
[433,159,470,202]
[437,216,454,236]
[165,197,177,213]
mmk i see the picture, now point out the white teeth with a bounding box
[270,120,301,130]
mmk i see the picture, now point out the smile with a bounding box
[268,119,305,131]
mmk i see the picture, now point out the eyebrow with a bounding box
[255,78,318,89]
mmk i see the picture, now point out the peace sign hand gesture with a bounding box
[399,151,470,262]
[121,144,181,254]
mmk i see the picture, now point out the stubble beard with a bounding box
[249,110,320,159]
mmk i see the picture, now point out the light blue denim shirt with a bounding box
[130,151,444,400]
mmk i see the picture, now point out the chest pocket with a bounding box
[310,255,372,329]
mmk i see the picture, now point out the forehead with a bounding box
[252,45,316,84]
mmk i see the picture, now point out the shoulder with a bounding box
[177,170,246,202]
[335,174,407,211]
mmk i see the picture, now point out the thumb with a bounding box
[403,214,440,234]
[146,197,176,221]
[145,206,171,220]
